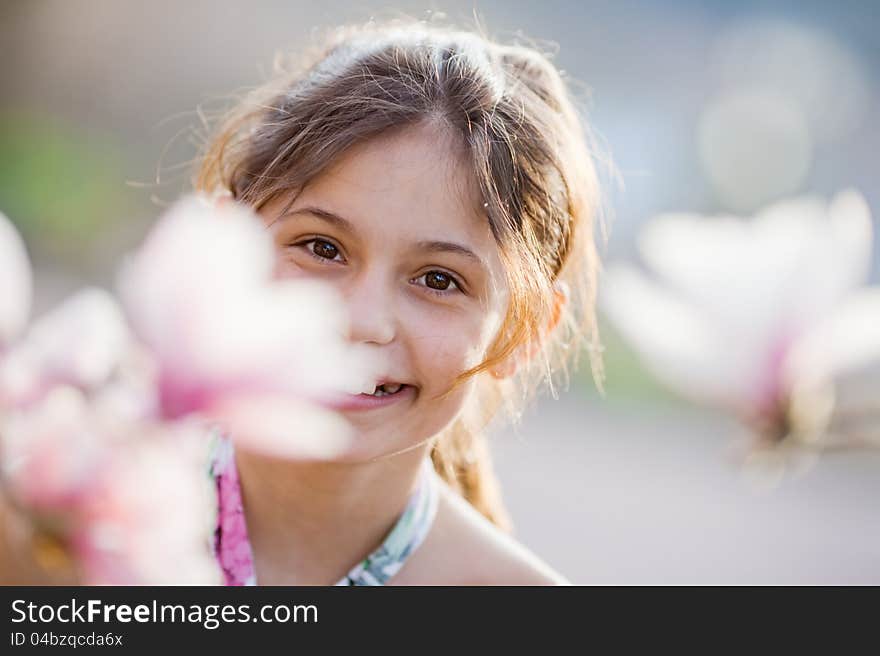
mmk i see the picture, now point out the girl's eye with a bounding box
[290,241,462,297]
[413,270,463,296]
[295,238,344,263]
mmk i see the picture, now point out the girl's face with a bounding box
[259,122,510,462]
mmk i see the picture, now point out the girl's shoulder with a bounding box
[389,476,570,586]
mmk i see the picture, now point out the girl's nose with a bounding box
[342,270,397,346]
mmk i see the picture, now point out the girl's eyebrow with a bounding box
[280,206,356,233]
[282,205,488,272]
[416,240,487,272]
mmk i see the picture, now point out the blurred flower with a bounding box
[72,430,219,585]
[0,288,129,408]
[0,386,219,584]
[0,191,388,584]
[785,289,880,448]
[602,189,879,449]
[117,194,377,459]
[1,387,104,512]
[0,210,31,348]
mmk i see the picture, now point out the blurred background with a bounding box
[1,0,878,583]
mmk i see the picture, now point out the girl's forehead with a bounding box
[286,124,499,256]
[309,123,481,221]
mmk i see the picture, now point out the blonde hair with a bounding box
[194,19,605,532]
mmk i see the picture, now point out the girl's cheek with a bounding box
[272,254,308,281]
[272,258,290,279]
[418,324,488,375]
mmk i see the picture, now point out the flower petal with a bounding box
[601,264,762,409]
[637,191,873,348]
[117,195,275,376]
[0,210,32,347]
[0,288,129,408]
[117,194,384,421]
[0,386,104,511]
[209,394,354,460]
[786,287,880,388]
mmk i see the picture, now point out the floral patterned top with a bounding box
[207,434,440,586]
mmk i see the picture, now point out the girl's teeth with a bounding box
[370,383,403,396]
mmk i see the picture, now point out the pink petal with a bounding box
[209,393,353,460]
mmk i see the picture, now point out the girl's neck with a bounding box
[233,444,432,585]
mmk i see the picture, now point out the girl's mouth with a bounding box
[322,383,416,412]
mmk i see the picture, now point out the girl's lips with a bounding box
[321,384,416,412]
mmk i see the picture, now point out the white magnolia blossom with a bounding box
[602,189,879,447]
[0,211,31,348]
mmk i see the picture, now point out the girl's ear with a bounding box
[489,281,569,380]
[210,188,234,209]
[524,279,569,357]
[547,280,569,335]
[489,356,517,380]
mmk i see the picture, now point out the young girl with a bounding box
[196,19,603,586]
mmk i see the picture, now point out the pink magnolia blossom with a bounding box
[0,191,389,584]
[1,387,105,512]
[71,430,220,585]
[117,194,381,459]
[0,288,129,409]
[1,386,219,584]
